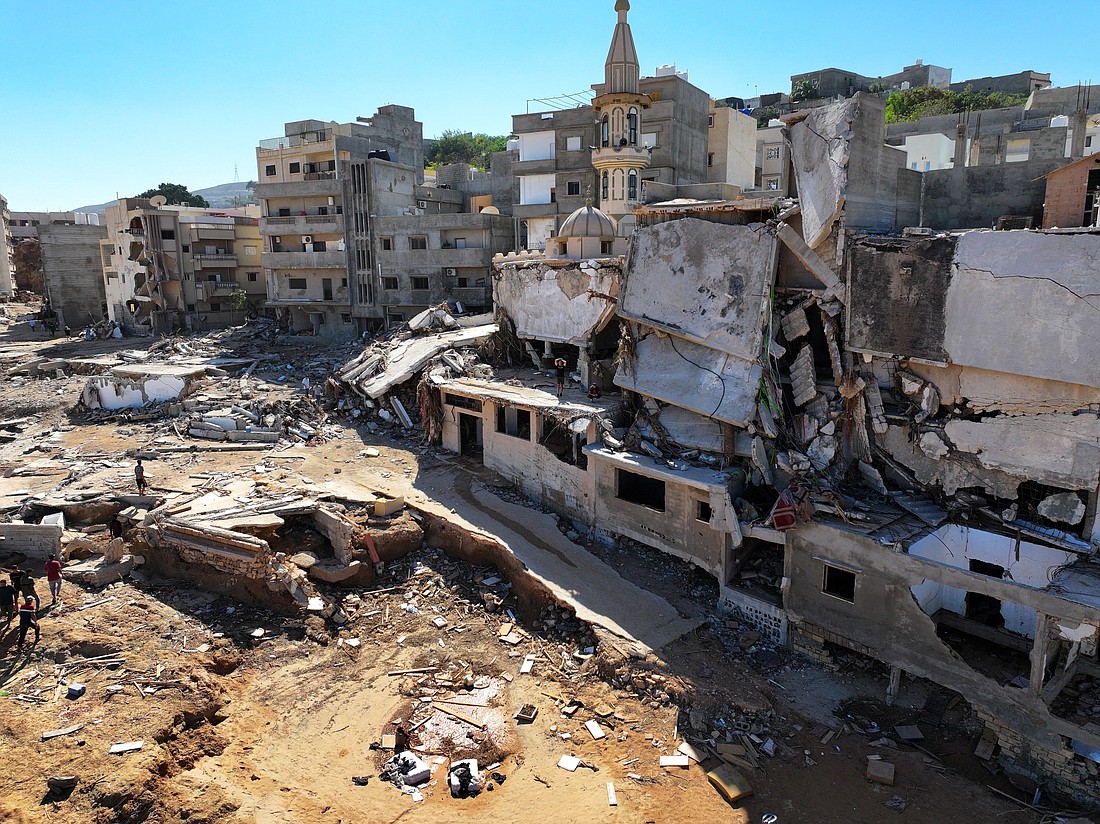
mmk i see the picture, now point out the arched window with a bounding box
[601,171,609,200]
[612,107,624,142]
[612,169,624,200]
[601,115,609,148]
[628,169,638,200]
[628,108,638,146]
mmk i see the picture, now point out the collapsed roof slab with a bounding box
[614,329,761,427]
[353,324,498,399]
[945,230,1100,389]
[618,219,777,360]
[493,259,622,345]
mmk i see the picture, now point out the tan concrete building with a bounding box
[101,199,263,333]
[0,194,12,294]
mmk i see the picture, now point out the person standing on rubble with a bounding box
[108,516,124,539]
[17,596,39,652]
[302,376,312,394]
[17,571,39,611]
[554,357,567,398]
[44,553,63,606]
[0,576,16,625]
[134,459,147,494]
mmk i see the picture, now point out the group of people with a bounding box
[2,553,64,653]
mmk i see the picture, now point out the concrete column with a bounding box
[953,123,967,168]
[1070,110,1088,159]
[886,666,902,705]
[1029,613,1052,698]
[577,347,591,387]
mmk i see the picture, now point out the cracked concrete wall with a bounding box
[618,219,776,359]
[921,158,1064,230]
[943,413,1100,492]
[493,259,621,345]
[785,522,1100,755]
[946,230,1100,389]
[614,327,761,427]
[82,374,189,410]
[905,361,1100,416]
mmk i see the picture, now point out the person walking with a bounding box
[0,577,16,626]
[44,553,63,605]
[135,459,147,494]
[554,358,568,398]
[108,516,124,539]
[17,596,39,652]
[18,572,39,611]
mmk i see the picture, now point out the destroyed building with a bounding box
[328,78,1100,807]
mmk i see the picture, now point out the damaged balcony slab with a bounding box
[614,329,761,427]
[618,219,777,359]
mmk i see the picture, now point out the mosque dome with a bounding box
[559,200,617,239]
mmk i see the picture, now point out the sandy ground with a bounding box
[0,309,1079,823]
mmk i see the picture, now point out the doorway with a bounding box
[322,278,333,301]
[965,559,1006,628]
[459,413,482,455]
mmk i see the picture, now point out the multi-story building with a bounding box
[100,198,262,333]
[37,223,108,329]
[510,2,710,251]
[754,121,790,195]
[255,107,424,339]
[706,102,757,191]
[790,59,953,99]
[0,194,12,294]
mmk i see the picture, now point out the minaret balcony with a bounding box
[592,145,652,170]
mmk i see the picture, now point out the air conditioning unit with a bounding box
[445,268,456,277]
[302,235,313,244]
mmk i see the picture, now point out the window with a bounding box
[454,237,467,248]
[341,277,348,287]
[628,169,637,200]
[549,187,556,203]
[244,245,257,256]
[278,208,291,217]
[417,200,428,209]
[707,152,715,168]
[600,240,613,255]
[601,171,609,199]
[341,313,352,323]
[641,132,657,148]
[209,302,221,312]
[317,207,328,215]
[289,162,301,174]
[186,303,195,312]
[601,114,610,147]
[696,501,712,522]
[288,277,307,290]
[566,136,582,151]
[445,393,481,411]
[409,236,427,250]
[708,114,715,127]
[557,241,568,256]
[161,229,175,240]
[381,237,393,251]
[567,181,580,196]
[1086,136,1093,148]
[411,276,430,291]
[456,277,469,287]
[766,146,781,159]
[767,178,779,191]
[616,469,665,512]
[822,565,856,602]
[382,276,399,290]
[265,164,276,176]
[181,244,190,252]
[495,405,532,440]
[387,313,404,325]
[247,272,258,282]
[628,107,638,145]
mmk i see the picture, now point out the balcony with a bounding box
[194,254,237,268]
[261,213,344,236]
[258,130,333,152]
[512,157,558,175]
[591,145,652,171]
[192,224,235,240]
[196,280,239,296]
[262,250,346,270]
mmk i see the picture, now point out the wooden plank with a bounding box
[41,724,84,741]
[433,704,485,730]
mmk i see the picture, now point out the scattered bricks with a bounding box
[374,496,405,517]
[866,759,895,785]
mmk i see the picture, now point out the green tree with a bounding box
[426,131,509,171]
[885,86,1030,123]
[226,288,253,322]
[137,182,210,208]
[756,106,780,127]
[791,78,820,102]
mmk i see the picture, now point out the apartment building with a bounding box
[511,2,710,251]
[100,198,262,333]
[0,194,11,294]
[255,107,424,339]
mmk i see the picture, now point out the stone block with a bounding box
[866,759,895,785]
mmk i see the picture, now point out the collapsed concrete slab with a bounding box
[618,219,777,359]
[493,257,622,344]
[81,364,209,410]
[614,328,761,427]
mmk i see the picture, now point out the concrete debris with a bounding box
[790,346,817,407]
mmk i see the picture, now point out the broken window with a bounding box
[495,405,532,440]
[444,394,480,411]
[822,565,856,602]
[616,469,665,512]
[697,501,712,523]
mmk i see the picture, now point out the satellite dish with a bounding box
[149,195,168,208]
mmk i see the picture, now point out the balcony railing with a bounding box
[304,171,336,181]
[258,130,333,150]
[198,280,239,293]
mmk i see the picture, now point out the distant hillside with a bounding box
[73,181,257,214]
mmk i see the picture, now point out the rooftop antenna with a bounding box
[234,163,240,183]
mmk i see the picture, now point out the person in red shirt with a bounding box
[44,553,63,605]
[17,597,39,652]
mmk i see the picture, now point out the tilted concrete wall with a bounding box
[493,259,621,345]
[38,224,108,329]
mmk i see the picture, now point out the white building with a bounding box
[901,132,956,171]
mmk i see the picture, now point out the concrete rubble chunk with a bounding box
[790,346,818,408]
[866,759,895,785]
[1036,492,1086,526]
[775,222,845,302]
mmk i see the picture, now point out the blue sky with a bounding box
[0,0,1093,210]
